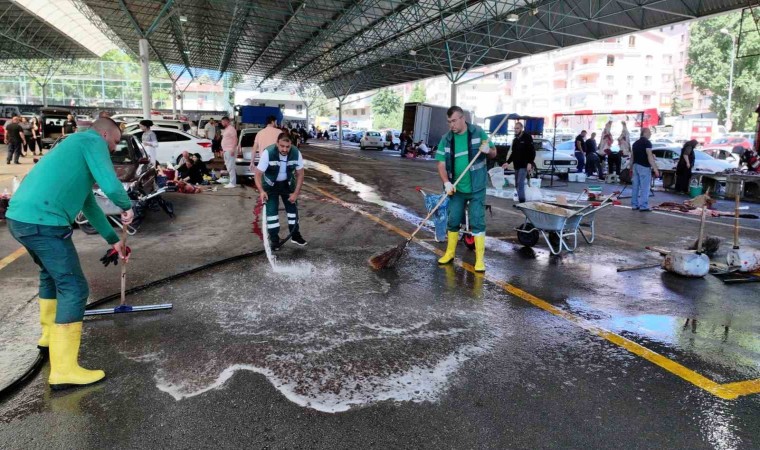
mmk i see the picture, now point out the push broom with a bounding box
[86,225,173,316]
[369,115,509,270]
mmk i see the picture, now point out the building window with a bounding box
[678,68,683,78]
[606,75,614,87]
[662,74,672,83]
[361,108,366,115]
[628,36,636,47]
[664,54,673,64]
[626,95,633,104]
[660,94,672,105]
[582,58,589,65]
[605,94,614,105]
[645,55,653,67]
[258,103,266,107]
[296,104,303,113]
[681,34,685,43]
[503,72,512,80]
[643,94,652,104]
[644,76,652,86]
[607,55,615,66]
[679,51,684,61]
[278,104,285,111]
[627,75,634,88]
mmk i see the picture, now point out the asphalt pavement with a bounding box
[0,141,758,449]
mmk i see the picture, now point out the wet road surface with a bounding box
[0,141,758,449]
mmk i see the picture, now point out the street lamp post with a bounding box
[720,28,736,131]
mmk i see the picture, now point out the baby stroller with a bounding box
[416,187,476,250]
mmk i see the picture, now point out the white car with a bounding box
[235,128,262,178]
[383,130,400,150]
[503,138,578,174]
[124,120,191,134]
[701,147,741,168]
[624,147,734,174]
[360,131,384,150]
[127,127,213,165]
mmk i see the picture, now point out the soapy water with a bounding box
[112,250,510,413]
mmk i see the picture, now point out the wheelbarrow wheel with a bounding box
[462,233,476,250]
[516,224,539,247]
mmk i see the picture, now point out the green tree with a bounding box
[687,12,760,131]
[408,82,426,103]
[371,88,401,116]
[670,77,682,117]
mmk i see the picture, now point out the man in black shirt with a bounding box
[584,132,602,177]
[503,121,535,203]
[630,128,660,211]
[62,114,77,136]
[573,130,587,173]
[5,116,25,164]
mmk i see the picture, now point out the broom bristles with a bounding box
[369,241,408,270]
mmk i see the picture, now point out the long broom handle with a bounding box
[120,225,128,306]
[405,116,510,242]
[733,191,741,249]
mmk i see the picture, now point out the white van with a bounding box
[198,115,224,138]
[123,120,191,134]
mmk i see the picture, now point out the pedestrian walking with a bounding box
[5,118,133,390]
[574,130,587,174]
[503,121,535,203]
[674,140,698,194]
[436,106,495,272]
[630,127,660,211]
[220,116,238,188]
[62,114,77,136]
[5,116,25,164]
[139,120,158,166]
[254,132,307,248]
[31,117,42,156]
[20,117,32,156]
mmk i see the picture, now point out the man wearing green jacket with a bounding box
[6,118,133,390]
[435,106,495,272]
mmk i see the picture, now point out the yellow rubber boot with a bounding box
[38,298,57,351]
[49,322,105,390]
[437,232,459,264]
[474,235,486,272]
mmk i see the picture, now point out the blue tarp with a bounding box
[486,114,544,136]
[240,106,283,126]
[422,192,449,242]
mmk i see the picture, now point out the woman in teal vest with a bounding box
[435,106,495,272]
[254,133,307,248]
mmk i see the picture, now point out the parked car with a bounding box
[127,127,213,165]
[198,115,224,138]
[700,147,741,168]
[503,138,577,174]
[350,130,365,143]
[360,131,385,150]
[383,129,400,150]
[235,128,261,178]
[124,120,191,134]
[39,107,72,148]
[623,146,734,174]
[709,136,752,152]
[0,117,7,141]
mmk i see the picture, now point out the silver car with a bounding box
[235,128,261,178]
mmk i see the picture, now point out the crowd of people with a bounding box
[572,120,632,181]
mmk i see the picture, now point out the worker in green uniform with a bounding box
[435,106,496,272]
[254,132,307,248]
[6,118,133,390]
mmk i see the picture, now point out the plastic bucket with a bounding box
[529,178,541,188]
[568,173,578,182]
[577,173,587,182]
[689,185,703,198]
[505,174,515,186]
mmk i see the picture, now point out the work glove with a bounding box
[100,246,131,267]
[444,181,456,196]
[479,141,491,154]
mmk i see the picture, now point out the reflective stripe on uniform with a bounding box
[287,213,297,218]
[267,223,279,229]
[470,138,481,145]
[470,161,485,171]
[444,147,451,154]
[454,151,468,157]
[267,216,279,222]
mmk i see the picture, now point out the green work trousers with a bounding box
[265,181,299,239]
[447,189,486,236]
[7,219,89,323]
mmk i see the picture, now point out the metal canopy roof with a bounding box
[0,0,102,60]
[53,0,758,97]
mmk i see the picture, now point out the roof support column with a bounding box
[450,82,457,107]
[338,99,344,150]
[42,83,47,107]
[171,80,177,118]
[139,38,151,120]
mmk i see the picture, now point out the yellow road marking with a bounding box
[0,247,27,271]
[306,182,758,400]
